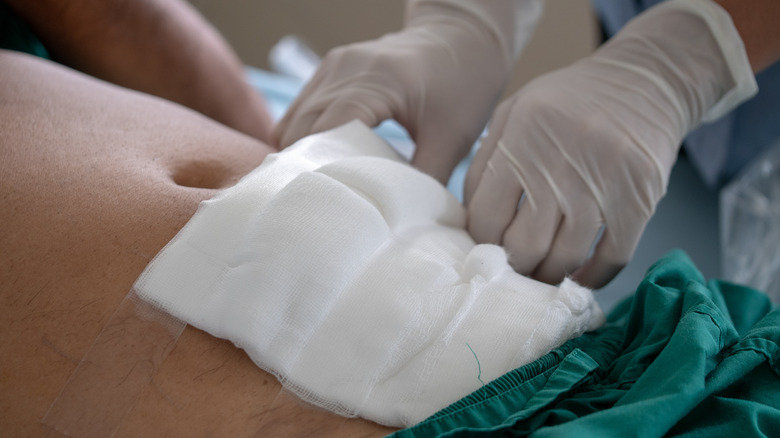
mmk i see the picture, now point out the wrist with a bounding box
[396,6,514,109]
[405,1,515,73]
[594,0,756,129]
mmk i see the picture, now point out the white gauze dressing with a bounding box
[134,120,604,427]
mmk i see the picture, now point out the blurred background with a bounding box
[189,0,599,98]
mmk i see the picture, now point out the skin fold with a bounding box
[3,0,274,142]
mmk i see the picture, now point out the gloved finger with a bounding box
[464,100,513,206]
[466,154,525,245]
[501,185,562,276]
[310,96,393,138]
[571,225,640,289]
[531,204,604,285]
[411,127,474,185]
[276,110,324,149]
[272,70,329,148]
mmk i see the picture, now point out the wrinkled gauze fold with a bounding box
[133,120,605,427]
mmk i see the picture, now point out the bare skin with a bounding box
[715,0,780,73]
[0,51,393,437]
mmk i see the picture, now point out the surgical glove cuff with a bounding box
[405,0,543,66]
[609,0,757,128]
[662,0,757,122]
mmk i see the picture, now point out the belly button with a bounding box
[170,159,234,190]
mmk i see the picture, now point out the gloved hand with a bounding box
[273,0,542,184]
[465,0,757,288]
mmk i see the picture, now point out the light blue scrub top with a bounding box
[590,0,780,187]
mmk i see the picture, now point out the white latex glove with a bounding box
[273,0,542,184]
[465,0,757,288]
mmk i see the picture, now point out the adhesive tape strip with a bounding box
[42,289,185,437]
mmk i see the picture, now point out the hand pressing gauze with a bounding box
[134,120,605,427]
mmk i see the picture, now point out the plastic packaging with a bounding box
[269,35,320,82]
[720,140,780,303]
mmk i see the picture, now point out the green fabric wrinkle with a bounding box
[393,250,780,438]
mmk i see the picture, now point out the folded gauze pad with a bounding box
[134,120,605,427]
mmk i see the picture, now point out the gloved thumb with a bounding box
[275,99,387,150]
[310,99,391,139]
[411,128,474,186]
[275,83,397,149]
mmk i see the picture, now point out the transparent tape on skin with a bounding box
[42,289,185,438]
